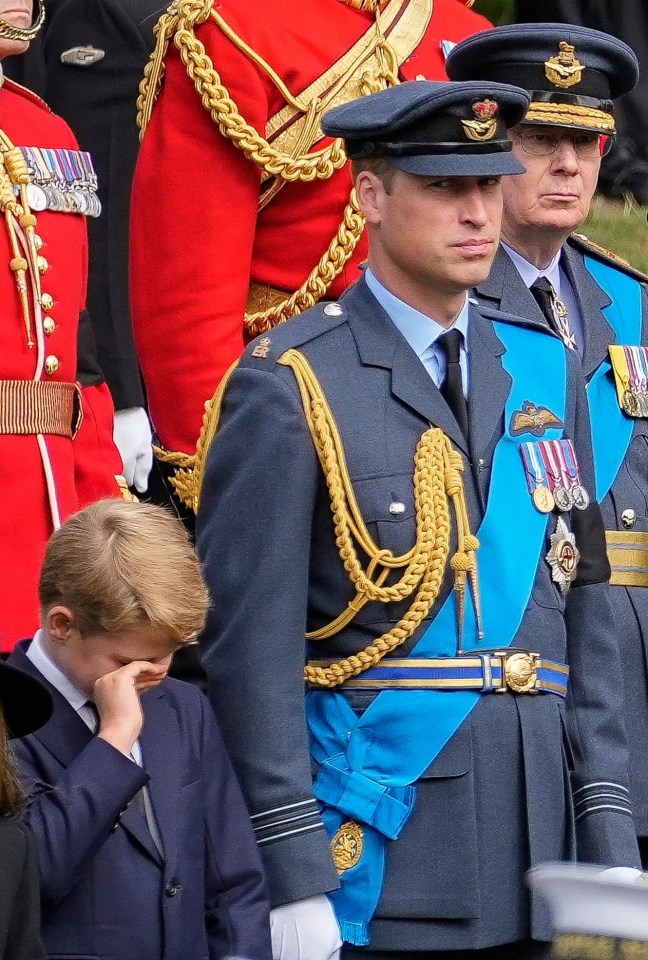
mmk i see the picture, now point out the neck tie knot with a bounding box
[530,277,576,350]
[437,327,463,366]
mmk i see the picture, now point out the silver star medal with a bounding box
[546,517,580,595]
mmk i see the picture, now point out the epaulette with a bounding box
[569,232,648,284]
[2,78,52,113]
[475,302,556,336]
[240,301,348,369]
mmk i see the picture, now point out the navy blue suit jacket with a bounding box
[9,641,272,960]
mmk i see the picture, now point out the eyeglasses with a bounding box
[512,128,613,159]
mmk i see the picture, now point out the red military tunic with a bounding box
[0,77,122,651]
[130,0,490,458]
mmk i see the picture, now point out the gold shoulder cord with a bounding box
[193,351,482,688]
[137,0,403,338]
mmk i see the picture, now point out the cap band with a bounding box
[348,139,515,158]
[525,99,615,132]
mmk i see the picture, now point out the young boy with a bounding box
[9,499,272,960]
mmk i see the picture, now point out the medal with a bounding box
[571,484,590,510]
[532,485,555,513]
[546,517,580,595]
[25,183,47,211]
[521,442,556,514]
[553,484,573,511]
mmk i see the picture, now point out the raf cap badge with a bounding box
[60,45,105,67]
[546,517,580,594]
[544,41,584,90]
[461,99,498,142]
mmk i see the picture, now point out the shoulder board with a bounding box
[569,233,648,284]
[2,78,52,113]
[240,302,348,368]
[475,302,557,336]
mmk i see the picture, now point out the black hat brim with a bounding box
[0,662,53,738]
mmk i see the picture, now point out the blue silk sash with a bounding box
[583,256,642,499]
[306,321,567,945]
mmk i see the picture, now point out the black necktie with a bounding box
[438,328,469,439]
[530,277,576,350]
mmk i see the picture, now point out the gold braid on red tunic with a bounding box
[137,0,432,500]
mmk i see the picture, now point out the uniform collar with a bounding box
[501,240,562,292]
[365,266,470,359]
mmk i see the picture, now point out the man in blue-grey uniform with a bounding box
[196,79,640,960]
[446,24,648,865]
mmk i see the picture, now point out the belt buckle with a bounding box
[492,650,539,694]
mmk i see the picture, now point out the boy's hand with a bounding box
[94,661,167,756]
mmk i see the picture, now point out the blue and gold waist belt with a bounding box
[310,651,569,697]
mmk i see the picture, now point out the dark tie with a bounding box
[437,328,469,439]
[530,276,576,350]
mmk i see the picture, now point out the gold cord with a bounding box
[193,347,481,687]
[0,131,44,348]
[137,0,401,334]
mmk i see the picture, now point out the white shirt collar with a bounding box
[365,267,470,358]
[501,240,563,293]
[26,629,90,715]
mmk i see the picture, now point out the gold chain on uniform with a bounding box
[0,130,46,348]
[192,351,481,688]
[0,0,45,42]
[137,0,400,337]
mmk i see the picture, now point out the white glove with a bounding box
[113,406,153,493]
[270,895,342,960]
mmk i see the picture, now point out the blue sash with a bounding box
[306,321,567,945]
[582,256,642,499]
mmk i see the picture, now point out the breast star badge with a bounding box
[546,517,580,595]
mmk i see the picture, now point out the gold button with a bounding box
[37,255,49,274]
[45,355,59,375]
[43,317,56,335]
[40,293,54,311]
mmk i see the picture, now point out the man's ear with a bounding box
[355,170,386,226]
[45,606,77,644]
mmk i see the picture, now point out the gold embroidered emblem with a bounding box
[461,99,498,142]
[510,401,563,437]
[331,821,364,874]
[544,42,584,89]
[251,337,271,359]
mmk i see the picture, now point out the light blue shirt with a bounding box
[365,267,470,396]
[502,241,584,355]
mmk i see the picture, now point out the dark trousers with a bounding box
[345,942,551,960]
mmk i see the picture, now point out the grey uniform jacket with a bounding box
[475,241,648,837]
[197,276,640,952]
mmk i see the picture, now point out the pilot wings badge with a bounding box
[510,400,563,437]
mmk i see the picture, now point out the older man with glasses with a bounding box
[447,24,648,864]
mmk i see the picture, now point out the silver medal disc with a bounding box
[25,183,47,211]
[571,484,590,511]
[553,484,573,512]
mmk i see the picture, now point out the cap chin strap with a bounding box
[0,0,45,42]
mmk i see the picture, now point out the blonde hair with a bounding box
[39,500,209,645]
